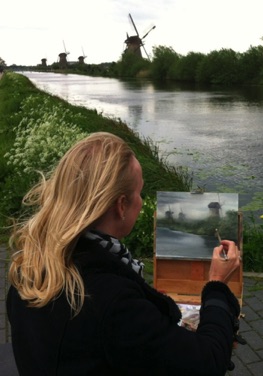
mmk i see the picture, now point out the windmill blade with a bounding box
[63,40,70,55]
[82,47,87,58]
[142,44,150,60]
[141,25,156,40]
[133,40,150,60]
[129,13,140,37]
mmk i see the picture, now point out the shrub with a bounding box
[115,53,151,78]
[5,101,87,177]
[124,195,156,257]
[2,95,87,222]
[243,214,263,272]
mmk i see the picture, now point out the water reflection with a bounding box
[21,72,263,214]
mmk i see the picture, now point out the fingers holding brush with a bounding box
[209,239,241,284]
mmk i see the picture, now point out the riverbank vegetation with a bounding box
[0,72,262,272]
[15,44,263,87]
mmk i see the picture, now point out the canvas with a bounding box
[156,191,239,260]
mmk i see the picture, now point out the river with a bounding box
[21,71,263,216]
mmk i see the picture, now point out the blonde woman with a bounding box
[7,132,241,376]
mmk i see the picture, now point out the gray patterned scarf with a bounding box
[84,230,144,277]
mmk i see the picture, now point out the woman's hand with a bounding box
[209,240,241,284]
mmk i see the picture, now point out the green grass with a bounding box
[247,282,263,292]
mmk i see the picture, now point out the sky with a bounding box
[1,0,263,66]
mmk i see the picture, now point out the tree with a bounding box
[115,52,151,78]
[196,49,241,85]
[151,46,180,80]
[0,57,6,71]
[171,52,205,82]
[239,45,263,83]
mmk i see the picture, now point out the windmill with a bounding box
[124,13,156,60]
[41,58,47,67]
[78,47,87,64]
[58,40,70,69]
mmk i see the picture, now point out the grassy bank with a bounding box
[0,71,262,271]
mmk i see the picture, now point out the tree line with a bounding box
[37,44,263,86]
[3,44,263,86]
[114,44,263,86]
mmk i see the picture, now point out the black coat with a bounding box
[7,236,240,376]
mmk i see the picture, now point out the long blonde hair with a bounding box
[9,132,135,314]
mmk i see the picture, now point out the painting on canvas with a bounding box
[156,191,239,260]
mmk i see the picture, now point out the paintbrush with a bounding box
[215,228,228,260]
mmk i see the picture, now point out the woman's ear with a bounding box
[116,195,127,220]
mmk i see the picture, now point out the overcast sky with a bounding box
[1,0,263,66]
